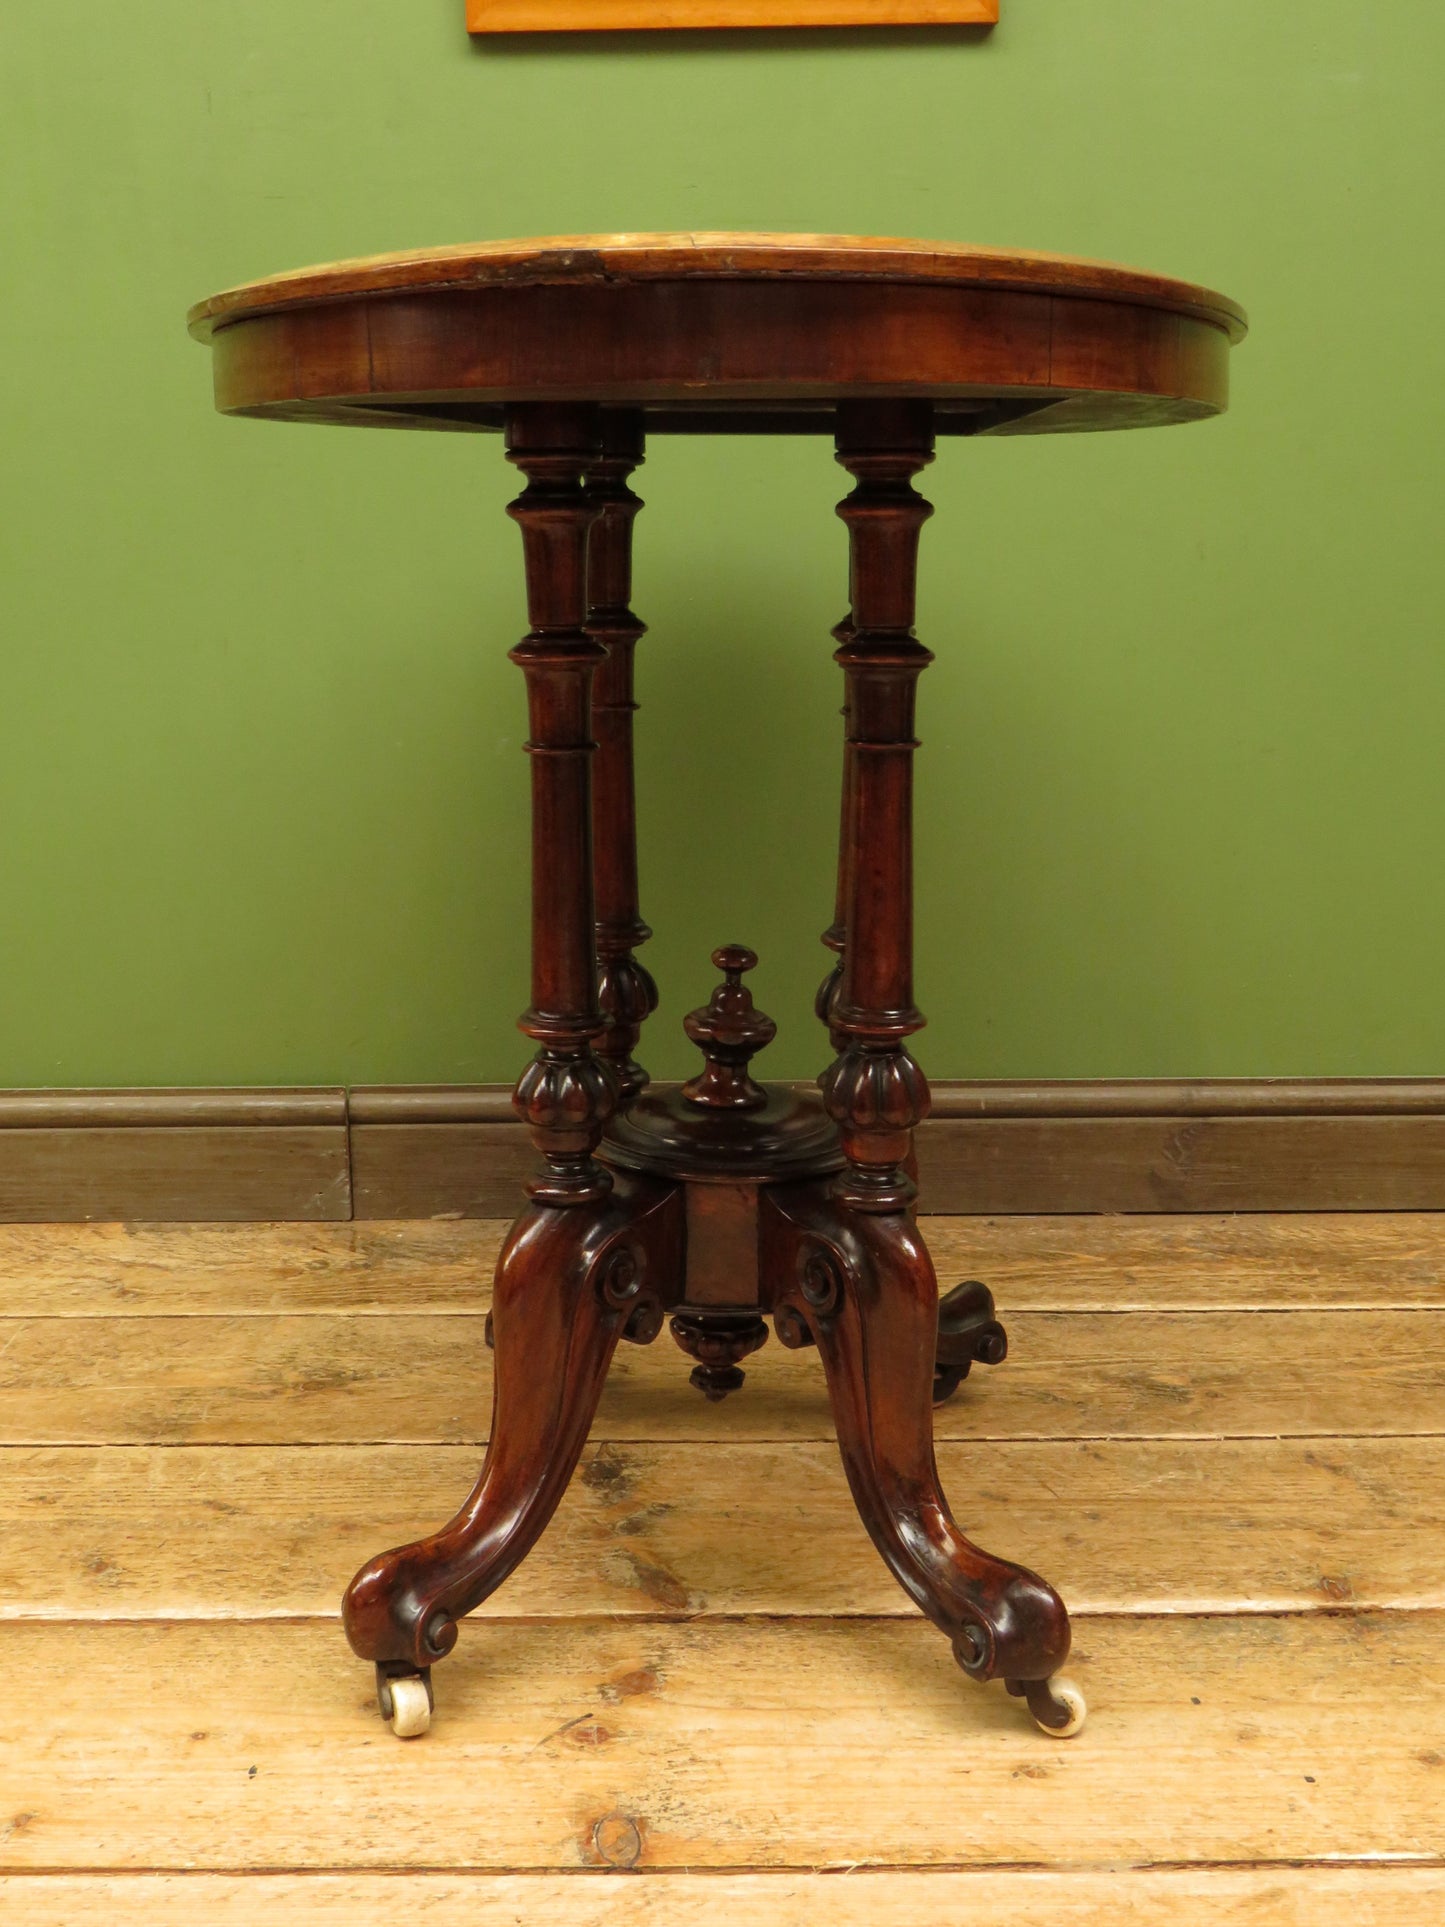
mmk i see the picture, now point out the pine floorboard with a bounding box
[1,1214,1442,1918]
[4,1869,1445,1925]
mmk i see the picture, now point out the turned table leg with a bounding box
[821,399,934,1213]
[816,624,854,1047]
[341,404,683,1737]
[507,403,617,1202]
[585,409,659,1103]
[800,399,1084,1735]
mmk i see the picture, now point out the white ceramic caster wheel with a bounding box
[384,1674,432,1740]
[1034,1677,1087,1738]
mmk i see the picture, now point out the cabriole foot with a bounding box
[764,1183,1074,1732]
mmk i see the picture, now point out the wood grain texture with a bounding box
[1,1217,1442,1905]
[928,1077,1445,1117]
[920,1114,1445,1212]
[925,1213,1445,1309]
[348,1104,1445,1219]
[0,1088,347,1128]
[188,234,1245,342]
[203,286,1230,436]
[2,1308,1439,1444]
[192,234,1242,442]
[349,1120,534,1218]
[2,1615,1442,1869]
[0,1125,351,1222]
[0,1219,505,1315]
[8,1213,1445,1316]
[3,1436,1438,1620]
[7,1869,1445,1926]
[470,0,999,30]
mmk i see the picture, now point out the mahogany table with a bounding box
[190,234,1246,1741]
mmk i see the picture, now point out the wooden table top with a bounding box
[190,231,1247,438]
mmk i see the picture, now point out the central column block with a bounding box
[601,945,842,1376]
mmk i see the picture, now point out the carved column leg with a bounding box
[585,409,658,1104]
[821,401,935,1212]
[342,405,684,1740]
[343,1176,682,1729]
[506,403,616,1203]
[765,1186,1083,1735]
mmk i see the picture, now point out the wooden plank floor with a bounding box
[1,1214,1443,1922]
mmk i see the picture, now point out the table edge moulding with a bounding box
[191,232,1246,1744]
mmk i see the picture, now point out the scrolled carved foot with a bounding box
[934,1278,1008,1402]
[762,1184,1074,1731]
[1008,1673,1088,1738]
[942,1559,1075,1688]
[670,1309,769,1400]
[342,1175,683,1695]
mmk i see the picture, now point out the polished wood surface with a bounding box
[190,231,1245,437]
[189,233,1247,336]
[191,237,1246,1739]
[504,406,619,1207]
[585,412,658,1103]
[469,0,1000,30]
[2,1214,1444,1913]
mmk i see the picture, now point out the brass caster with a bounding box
[376,1666,433,1740]
[1009,1673,1087,1738]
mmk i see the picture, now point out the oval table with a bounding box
[191,233,1247,1742]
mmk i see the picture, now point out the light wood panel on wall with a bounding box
[468,0,997,31]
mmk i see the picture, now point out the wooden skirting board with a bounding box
[2,1078,1445,1221]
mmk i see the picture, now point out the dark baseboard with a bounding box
[0,1089,352,1222]
[2,1078,1444,1221]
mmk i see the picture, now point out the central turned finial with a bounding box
[682,945,776,1111]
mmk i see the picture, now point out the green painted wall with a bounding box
[1,3,1442,1088]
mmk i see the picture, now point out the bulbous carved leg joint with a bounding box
[821,1044,930,1214]
[670,1309,770,1400]
[513,1046,617,1206]
[934,1279,1008,1402]
[814,954,844,1037]
[596,951,659,1105]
